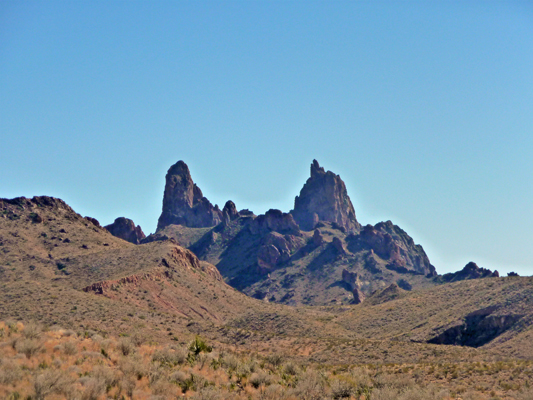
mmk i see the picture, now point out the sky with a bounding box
[1,1,532,276]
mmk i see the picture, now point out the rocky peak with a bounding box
[222,200,239,220]
[105,217,146,245]
[291,160,360,233]
[157,161,223,230]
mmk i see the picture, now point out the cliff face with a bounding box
[157,161,223,230]
[291,160,360,233]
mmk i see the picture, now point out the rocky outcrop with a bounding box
[257,245,281,273]
[332,237,347,255]
[312,229,324,246]
[291,160,360,233]
[352,287,365,304]
[157,161,223,230]
[357,222,436,277]
[105,217,146,245]
[342,269,359,289]
[249,209,300,235]
[84,217,102,228]
[440,262,499,283]
[222,201,239,220]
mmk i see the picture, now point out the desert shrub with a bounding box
[62,340,78,355]
[152,345,188,366]
[330,377,356,399]
[250,371,273,388]
[461,392,486,400]
[151,379,178,397]
[63,329,77,337]
[191,386,222,400]
[120,354,148,380]
[236,361,252,378]
[373,373,414,390]
[261,384,286,400]
[189,336,212,356]
[120,377,136,398]
[80,378,105,400]
[93,365,119,388]
[118,338,134,356]
[80,351,102,358]
[220,353,239,371]
[16,338,42,358]
[266,354,284,368]
[371,387,399,400]
[170,371,195,393]
[290,369,327,400]
[396,385,449,400]
[197,352,215,370]
[148,362,167,384]
[0,360,23,385]
[6,392,21,400]
[131,331,146,347]
[283,361,299,376]
[170,370,188,385]
[22,322,42,339]
[33,370,72,400]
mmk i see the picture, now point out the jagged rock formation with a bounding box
[105,217,146,244]
[157,161,224,230]
[291,160,360,233]
[249,209,300,235]
[353,222,436,277]
[440,262,499,283]
[148,160,438,306]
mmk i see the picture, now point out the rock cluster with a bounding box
[105,217,146,245]
[358,222,436,277]
[249,209,300,235]
[291,160,360,233]
[441,262,499,283]
[157,161,223,230]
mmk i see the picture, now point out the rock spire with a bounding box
[291,160,360,233]
[157,161,223,230]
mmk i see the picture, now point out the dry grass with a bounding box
[1,321,533,400]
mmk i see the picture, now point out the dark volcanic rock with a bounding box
[257,245,281,273]
[291,160,360,233]
[105,217,146,245]
[222,201,239,220]
[441,262,499,283]
[357,222,436,277]
[84,217,102,228]
[249,209,300,235]
[157,161,223,230]
[332,237,347,255]
[312,229,324,246]
[342,269,359,290]
[352,287,365,304]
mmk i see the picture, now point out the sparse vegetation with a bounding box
[2,321,532,399]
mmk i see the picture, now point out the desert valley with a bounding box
[1,160,532,400]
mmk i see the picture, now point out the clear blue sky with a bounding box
[1,1,532,275]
